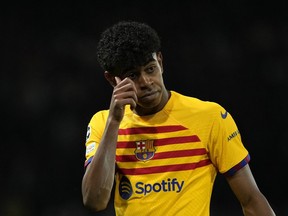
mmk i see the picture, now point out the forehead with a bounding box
[122,52,158,73]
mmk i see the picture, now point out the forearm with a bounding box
[242,193,276,216]
[82,119,120,211]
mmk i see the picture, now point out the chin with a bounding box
[138,99,162,110]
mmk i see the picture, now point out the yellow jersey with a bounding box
[84,91,249,216]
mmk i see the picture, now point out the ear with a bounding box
[104,71,117,87]
[157,52,164,73]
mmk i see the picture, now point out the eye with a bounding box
[126,72,137,80]
[146,66,156,73]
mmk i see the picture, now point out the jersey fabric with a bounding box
[84,91,250,216]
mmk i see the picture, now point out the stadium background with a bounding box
[1,1,287,215]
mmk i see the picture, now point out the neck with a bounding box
[134,90,171,116]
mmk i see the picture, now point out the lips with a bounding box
[139,91,157,99]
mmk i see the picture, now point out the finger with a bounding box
[115,76,122,85]
[114,78,138,94]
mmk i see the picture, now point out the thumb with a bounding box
[115,76,121,85]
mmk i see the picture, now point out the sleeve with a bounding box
[208,104,250,176]
[83,110,108,169]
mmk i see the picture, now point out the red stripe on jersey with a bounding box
[119,159,211,175]
[117,135,200,148]
[116,148,207,162]
[118,125,187,135]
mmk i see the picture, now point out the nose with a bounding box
[138,72,152,86]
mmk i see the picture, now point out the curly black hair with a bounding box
[96,21,161,75]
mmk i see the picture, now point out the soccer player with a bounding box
[81,21,275,215]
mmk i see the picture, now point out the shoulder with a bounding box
[89,109,109,125]
[171,91,225,114]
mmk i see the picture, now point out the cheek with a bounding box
[154,75,164,86]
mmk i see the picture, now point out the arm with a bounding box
[226,164,275,216]
[81,118,119,211]
[81,76,137,211]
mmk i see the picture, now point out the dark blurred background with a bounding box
[1,1,287,215]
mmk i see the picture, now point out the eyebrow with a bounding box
[123,58,156,74]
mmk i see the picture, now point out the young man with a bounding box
[81,21,275,215]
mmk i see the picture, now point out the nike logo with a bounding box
[221,111,228,119]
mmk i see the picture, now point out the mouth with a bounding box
[139,91,157,99]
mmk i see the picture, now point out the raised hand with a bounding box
[108,76,138,122]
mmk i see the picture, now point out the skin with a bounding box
[81,52,275,215]
[227,165,275,215]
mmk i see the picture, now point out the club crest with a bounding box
[134,140,156,161]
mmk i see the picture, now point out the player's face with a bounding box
[122,52,169,115]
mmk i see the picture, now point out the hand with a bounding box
[108,76,138,122]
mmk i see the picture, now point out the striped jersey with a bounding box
[84,91,250,216]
